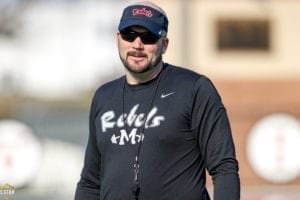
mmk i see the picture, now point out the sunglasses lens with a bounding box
[120,29,159,44]
[140,32,159,44]
[120,30,137,42]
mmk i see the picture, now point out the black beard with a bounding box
[119,54,163,74]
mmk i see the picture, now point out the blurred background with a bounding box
[0,0,300,199]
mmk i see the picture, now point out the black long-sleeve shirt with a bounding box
[75,64,240,200]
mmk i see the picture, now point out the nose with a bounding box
[132,36,144,49]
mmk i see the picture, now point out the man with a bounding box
[75,1,240,200]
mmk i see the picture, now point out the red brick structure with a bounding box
[214,80,300,186]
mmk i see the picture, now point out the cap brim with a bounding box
[118,19,162,37]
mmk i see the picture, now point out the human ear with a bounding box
[162,38,169,54]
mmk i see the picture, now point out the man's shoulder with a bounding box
[165,64,207,83]
[100,76,123,89]
[94,76,124,97]
[164,64,218,96]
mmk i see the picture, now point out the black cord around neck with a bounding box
[122,70,164,200]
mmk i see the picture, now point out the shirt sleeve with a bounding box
[75,95,101,200]
[191,76,240,200]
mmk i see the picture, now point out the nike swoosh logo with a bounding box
[161,92,175,98]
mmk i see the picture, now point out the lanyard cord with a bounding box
[122,70,163,200]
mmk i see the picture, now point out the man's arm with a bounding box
[192,77,240,199]
[75,97,101,200]
[206,107,240,199]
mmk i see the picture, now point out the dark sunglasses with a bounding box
[119,28,160,44]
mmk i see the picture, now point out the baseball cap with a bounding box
[118,1,169,38]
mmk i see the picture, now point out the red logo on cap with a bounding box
[132,7,153,17]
